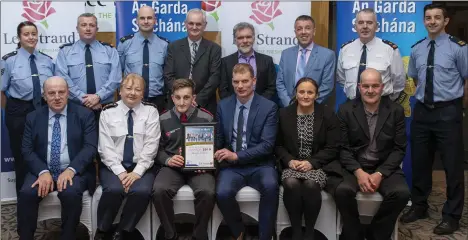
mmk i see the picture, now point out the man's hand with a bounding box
[355,169,374,193]
[32,172,54,198]
[168,155,185,168]
[122,172,141,193]
[118,172,128,182]
[82,94,100,108]
[57,169,75,192]
[92,103,102,111]
[296,161,313,172]
[288,160,301,170]
[369,172,383,191]
[214,148,238,162]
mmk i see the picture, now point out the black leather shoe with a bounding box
[112,231,123,240]
[433,220,459,235]
[400,207,428,223]
[93,230,106,240]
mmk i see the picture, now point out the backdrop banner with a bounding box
[335,0,432,187]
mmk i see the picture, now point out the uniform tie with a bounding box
[425,40,435,104]
[29,55,42,109]
[85,44,96,94]
[50,114,62,181]
[122,109,134,169]
[236,105,246,152]
[356,44,367,99]
[295,48,308,83]
[142,39,150,99]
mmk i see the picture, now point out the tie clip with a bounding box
[360,63,367,66]
[31,74,39,77]
[86,64,93,68]
[428,65,434,68]
[127,135,133,139]
[144,64,149,67]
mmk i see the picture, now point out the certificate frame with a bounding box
[181,122,217,171]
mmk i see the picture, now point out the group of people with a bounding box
[1,2,467,240]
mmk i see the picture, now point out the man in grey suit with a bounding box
[276,15,336,107]
[164,8,221,115]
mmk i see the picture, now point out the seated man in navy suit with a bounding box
[215,63,279,240]
[18,76,98,240]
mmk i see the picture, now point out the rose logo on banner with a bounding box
[202,0,221,22]
[249,0,282,30]
[21,1,56,29]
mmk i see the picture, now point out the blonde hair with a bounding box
[232,63,254,78]
[121,73,146,90]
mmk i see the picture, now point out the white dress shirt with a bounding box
[98,100,161,176]
[337,37,406,100]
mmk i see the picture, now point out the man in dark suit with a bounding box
[164,8,221,115]
[335,69,410,240]
[220,22,276,100]
[215,63,279,240]
[18,76,97,240]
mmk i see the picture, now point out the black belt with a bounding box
[418,98,461,109]
[9,97,33,104]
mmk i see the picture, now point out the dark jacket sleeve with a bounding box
[275,110,295,168]
[22,113,48,176]
[196,44,221,108]
[376,105,407,177]
[308,110,340,169]
[163,43,176,91]
[215,104,225,151]
[337,106,362,173]
[261,56,277,99]
[155,124,173,166]
[219,57,230,99]
[68,110,97,175]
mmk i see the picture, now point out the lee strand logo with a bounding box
[201,0,221,22]
[249,0,283,30]
[21,1,56,29]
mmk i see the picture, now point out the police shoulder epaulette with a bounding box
[142,101,158,109]
[157,35,170,43]
[382,39,398,49]
[59,43,73,49]
[120,34,134,43]
[102,102,118,111]
[197,106,213,117]
[2,51,17,61]
[340,39,355,49]
[99,41,114,48]
[39,51,52,59]
[449,35,466,47]
[411,38,425,48]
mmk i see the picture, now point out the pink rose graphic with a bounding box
[249,0,283,30]
[202,1,221,22]
[21,1,56,29]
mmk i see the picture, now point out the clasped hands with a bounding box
[32,169,75,198]
[288,160,313,172]
[82,94,101,110]
[118,171,141,193]
[354,168,383,193]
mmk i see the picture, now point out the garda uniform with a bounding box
[55,40,121,105]
[152,106,215,240]
[337,37,406,100]
[96,100,160,233]
[118,32,168,112]
[407,33,468,222]
[1,47,53,192]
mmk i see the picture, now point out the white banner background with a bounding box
[85,1,116,32]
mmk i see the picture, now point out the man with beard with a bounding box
[337,8,405,102]
[334,68,410,240]
[220,22,276,100]
[276,15,335,107]
[400,3,468,235]
[118,6,169,113]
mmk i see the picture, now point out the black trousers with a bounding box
[334,172,410,240]
[4,97,35,193]
[147,95,167,114]
[18,173,88,240]
[97,167,156,232]
[410,100,465,221]
[282,178,322,240]
[152,167,215,240]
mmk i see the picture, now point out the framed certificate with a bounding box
[182,122,217,171]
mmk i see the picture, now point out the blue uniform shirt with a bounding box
[55,40,121,104]
[231,96,253,152]
[408,33,468,103]
[1,47,54,100]
[117,32,168,97]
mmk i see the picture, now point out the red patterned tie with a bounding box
[180,113,188,123]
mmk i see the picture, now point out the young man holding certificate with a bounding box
[153,78,215,240]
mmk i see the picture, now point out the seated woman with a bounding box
[275,77,342,240]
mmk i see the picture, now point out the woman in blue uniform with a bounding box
[1,21,54,193]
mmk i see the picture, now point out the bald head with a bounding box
[360,68,382,84]
[137,6,156,34]
[138,5,155,17]
[43,76,69,113]
[44,76,68,91]
[358,68,384,105]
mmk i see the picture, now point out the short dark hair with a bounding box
[232,63,255,78]
[424,3,448,19]
[172,78,196,94]
[294,15,315,27]
[16,21,37,49]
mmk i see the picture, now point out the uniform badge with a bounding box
[1,68,4,76]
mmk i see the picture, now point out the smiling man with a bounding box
[337,8,405,102]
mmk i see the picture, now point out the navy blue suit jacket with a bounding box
[21,102,98,194]
[216,93,278,167]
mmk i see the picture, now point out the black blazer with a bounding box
[219,51,276,100]
[164,37,221,115]
[275,102,343,192]
[337,97,407,177]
